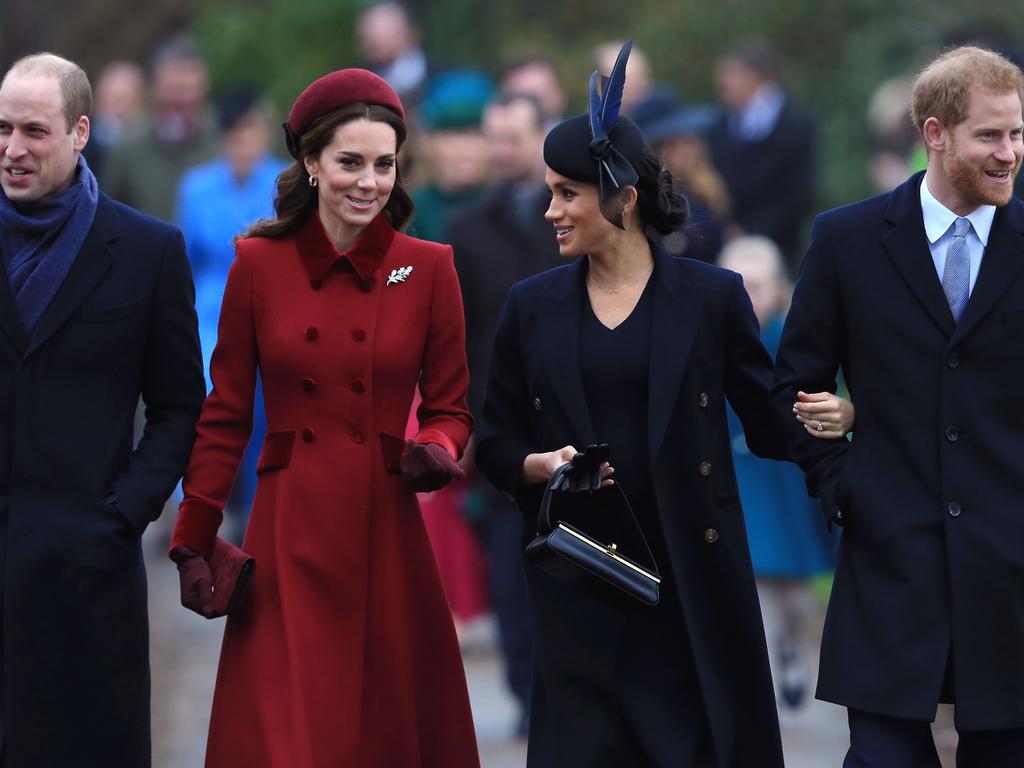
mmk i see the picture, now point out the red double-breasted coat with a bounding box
[171,212,479,767]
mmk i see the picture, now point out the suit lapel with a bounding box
[538,258,597,445]
[647,247,702,463]
[26,196,117,357]
[881,173,956,338]
[0,266,27,354]
[951,199,1024,345]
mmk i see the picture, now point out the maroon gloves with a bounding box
[401,439,466,492]
[170,545,215,618]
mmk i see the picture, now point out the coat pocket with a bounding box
[79,298,144,323]
[256,429,296,475]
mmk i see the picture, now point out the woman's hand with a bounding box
[521,445,615,487]
[793,391,855,438]
[170,545,216,618]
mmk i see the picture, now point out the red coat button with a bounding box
[351,379,365,393]
[302,428,316,443]
[351,328,366,342]
[302,378,316,392]
[305,326,319,341]
[352,428,366,444]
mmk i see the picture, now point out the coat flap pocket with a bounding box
[80,298,144,322]
[256,430,296,475]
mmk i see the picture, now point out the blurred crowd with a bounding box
[78,1,1013,745]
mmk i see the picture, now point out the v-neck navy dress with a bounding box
[578,275,717,766]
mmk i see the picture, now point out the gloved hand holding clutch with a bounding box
[170,545,216,618]
[554,443,611,492]
[401,439,467,493]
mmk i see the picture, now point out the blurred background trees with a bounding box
[3,0,1024,208]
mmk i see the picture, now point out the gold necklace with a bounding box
[588,263,654,294]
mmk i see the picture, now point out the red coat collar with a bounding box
[295,211,396,283]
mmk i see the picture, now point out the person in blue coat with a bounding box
[176,88,285,528]
[720,235,843,711]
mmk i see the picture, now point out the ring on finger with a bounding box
[815,421,825,431]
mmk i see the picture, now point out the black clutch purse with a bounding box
[524,463,661,607]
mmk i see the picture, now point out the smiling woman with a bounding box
[169,69,479,768]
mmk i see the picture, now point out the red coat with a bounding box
[172,212,479,767]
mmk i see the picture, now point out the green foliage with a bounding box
[195,0,1024,209]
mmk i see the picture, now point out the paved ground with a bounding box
[146,528,954,767]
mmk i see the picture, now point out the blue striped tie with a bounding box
[942,217,971,323]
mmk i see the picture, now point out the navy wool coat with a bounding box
[773,172,1024,730]
[476,246,810,768]
[0,193,204,767]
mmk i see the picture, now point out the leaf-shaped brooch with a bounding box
[386,265,413,286]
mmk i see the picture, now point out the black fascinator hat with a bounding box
[543,39,644,229]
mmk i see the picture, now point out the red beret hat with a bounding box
[282,68,404,157]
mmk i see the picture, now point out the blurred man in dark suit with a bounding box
[447,91,561,735]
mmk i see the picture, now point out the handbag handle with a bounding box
[538,463,661,578]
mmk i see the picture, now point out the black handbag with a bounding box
[524,463,661,606]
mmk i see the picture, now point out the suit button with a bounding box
[533,396,542,412]
[302,428,316,443]
[704,528,719,543]
[351,379,365,393]
[945,426,959,442]
[946,353,959,369]
[352,428,366,444]
[302,378,316,392]
[310,279,323,291]
[698,392,709,408]
[359,279,373,293]
[948,501,961,518]
[351,328,366,342]
[305,326,319,341]
[698,461,712,477]
[834,509,845,524]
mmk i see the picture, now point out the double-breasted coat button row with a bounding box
[698,461,712,477]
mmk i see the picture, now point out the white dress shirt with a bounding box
[919,172,994,297]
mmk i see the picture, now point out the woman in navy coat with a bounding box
[475,42,853,768]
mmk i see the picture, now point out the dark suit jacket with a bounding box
[447,184,562,418]
[476,246,808,767]
[0,193,204,766]
[708,96,816,270]
[772,172,1024,729]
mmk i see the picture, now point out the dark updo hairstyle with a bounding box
[244,102,414,240]
[632,144,689,235]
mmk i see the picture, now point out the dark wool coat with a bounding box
[0,193,204,767]
[477,246,811,767]
[773,172,1024,730]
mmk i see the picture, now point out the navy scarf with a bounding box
[0,154,100,333]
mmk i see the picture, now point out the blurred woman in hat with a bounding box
[475,41,852,768]
[169,69,479,767]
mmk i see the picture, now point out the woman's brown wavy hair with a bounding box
[243,102,414,240]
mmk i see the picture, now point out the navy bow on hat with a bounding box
[588,39,640,204]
